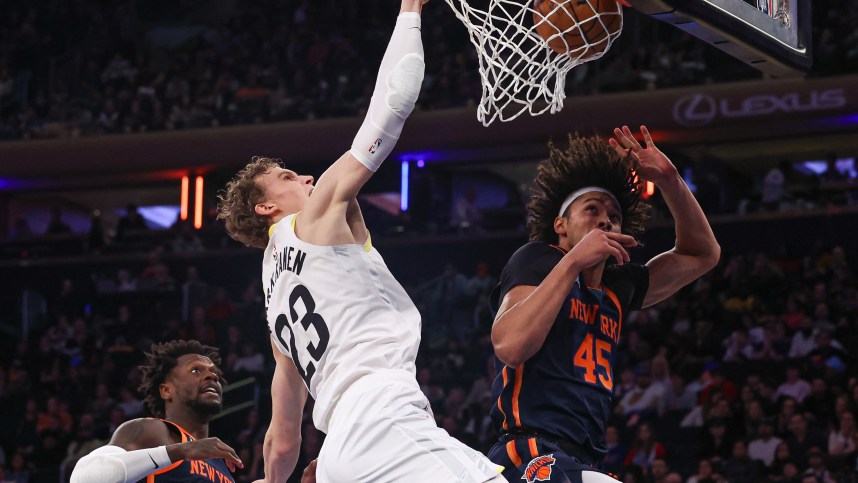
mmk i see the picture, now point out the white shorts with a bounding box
[317,370,505,483]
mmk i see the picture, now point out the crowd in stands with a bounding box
[0,207,856,482]
[2,0,857,141]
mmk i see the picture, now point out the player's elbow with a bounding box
[265,433,301,464]
[492,336,525,368]
[702,242,721,272]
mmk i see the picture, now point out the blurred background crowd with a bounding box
[1,211,857,483]
[1,0,857,141]
[2,0,858,482]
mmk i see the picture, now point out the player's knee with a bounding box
[385,53,425,118]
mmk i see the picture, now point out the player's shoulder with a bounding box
[109,417,177,450]
[509,241,565,263]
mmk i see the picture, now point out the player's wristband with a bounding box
[70,444,173,483]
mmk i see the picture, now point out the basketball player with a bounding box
[486,126,720,482]
[216,0,505,482]
[70,340,243,483]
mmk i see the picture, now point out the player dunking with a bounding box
[216,1,505,482]
[487,126,720,482]
[70,340,244,483]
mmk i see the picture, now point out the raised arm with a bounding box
[260,337,308,482]
[609,125,720,308]
[300,0,425,226]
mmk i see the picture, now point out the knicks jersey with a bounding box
[263,213,422,433]
[489,242,648,461]
[138,420,234,483]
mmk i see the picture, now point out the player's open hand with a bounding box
[172,437,244,473]
[609,125,678,186]
[569,229,637,269]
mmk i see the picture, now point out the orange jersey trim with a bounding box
[512,363,524,427]
[148,419,192,479]
[506,440,523,467]
[499,367,510,430]
[528,438,539,458]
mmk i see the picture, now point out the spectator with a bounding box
[115,203,148,240]
[720,440,761,483]
[803,446,834,483]
[45,206,72,235]
[686,458,724,483]
[616,363,663,426]
[623,422,666,471]
[602,425,627,475]
[827,410,857,458]
[785,414,827,468]
[748,418,783,467]
[774,367,812,405]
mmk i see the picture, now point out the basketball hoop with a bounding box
[443,0,625,126]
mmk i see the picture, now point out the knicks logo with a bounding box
[522,454,556,482]
[368,138,382,154]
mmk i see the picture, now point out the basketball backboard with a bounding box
[629,0,812,77]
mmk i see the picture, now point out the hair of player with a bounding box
[527,134,649,244]
[139,340,223,419]
[217,156,283,249]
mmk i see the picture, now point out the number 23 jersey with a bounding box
[489,242,649,458]
[262,214,422,433]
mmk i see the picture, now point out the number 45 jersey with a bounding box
[489,242,649,460]
[262,213,422,433]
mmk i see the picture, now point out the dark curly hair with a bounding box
[528,134,649,244]
[138,340,223,419]
[217,156,282,249]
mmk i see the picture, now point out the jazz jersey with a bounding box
[262,213,422,433]
[489,242,649,462]
[138,420,234,483]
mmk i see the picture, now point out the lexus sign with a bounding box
[672,89,847,127]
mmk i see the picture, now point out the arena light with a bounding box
[400,161,410,212]
[180,176,189,221]
[194,176,204,229]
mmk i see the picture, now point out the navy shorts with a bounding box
[487,436,618,483]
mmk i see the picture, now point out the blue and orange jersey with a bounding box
[489,242,649,462]
[137,420,235,483]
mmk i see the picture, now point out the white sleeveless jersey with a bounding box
[262,214,421,433]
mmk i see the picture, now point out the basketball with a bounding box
[537,465,552,479]
[533,0,623,55]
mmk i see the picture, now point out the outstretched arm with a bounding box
[609,125,720,308]
[300,0,425,235]
[71,418,243,483]
[261,337,308,482]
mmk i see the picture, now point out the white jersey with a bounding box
[262,213,421,433]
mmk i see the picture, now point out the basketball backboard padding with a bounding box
[629,0,812,78]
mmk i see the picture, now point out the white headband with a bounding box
[558,187,620,217]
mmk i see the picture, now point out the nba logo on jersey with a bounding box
[522,454,556,482]
[757,0,775,16]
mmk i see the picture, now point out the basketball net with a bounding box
[443,0,623,126]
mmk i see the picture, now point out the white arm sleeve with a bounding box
[350,12,425,172]
[70,444,173,483]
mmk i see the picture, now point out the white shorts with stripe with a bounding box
[317,370,505,483]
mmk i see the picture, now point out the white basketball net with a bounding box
[443,0,624,126]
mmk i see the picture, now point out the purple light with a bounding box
[0,178,30,191]
[400,161,409,212]
[417,160,425,168]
